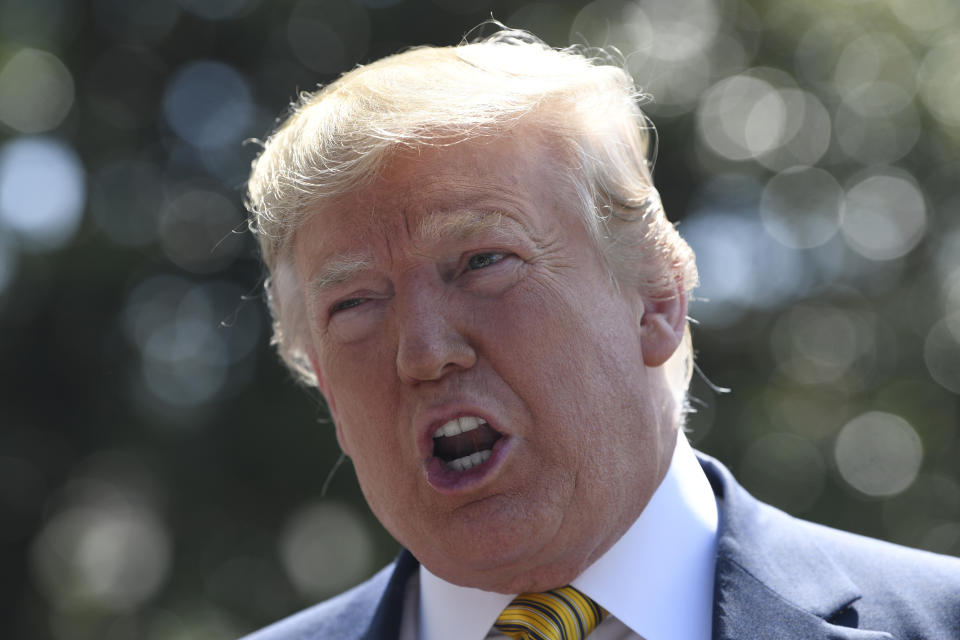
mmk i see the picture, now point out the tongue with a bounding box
[434,423,501,461]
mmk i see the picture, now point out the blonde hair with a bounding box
[246,28,699,405]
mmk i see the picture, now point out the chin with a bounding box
[412,521,590,593]
[424,547,587,594]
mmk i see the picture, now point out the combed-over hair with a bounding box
[246,28,699,403]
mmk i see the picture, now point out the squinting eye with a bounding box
[331,298,364,314]
[467,252,505,270]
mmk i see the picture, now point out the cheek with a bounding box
[493,274,640,374]
[320,351,400,458]
[488,279,645,423]
[333,393,393,455]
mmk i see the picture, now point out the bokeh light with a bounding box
[840,171,927,261]
[770,303,878,387]
[757,89,831,171]
[635,0,719,64]
[279,502,375,598]
[924,313,960,394]
[944,269,960,315]
[832,32,917,118]
[934,228,960,292]
[762,385,850,441]
[163,61,253,150]
[684,175,808,326]
[918,35,960,128]
[157,188,245,273]
[793,20,842,86]
[32,505,172,612]
[0,137,86,251]
[123,276,261,412]
[834,411,923,497]
[0,47,75,133]
[30,452,172,613]
[124,276,260,418]
[571,0,724,116]
[760,166,841,249]
[698,75,779,161]
[569,1,649,64]
[739,432,825,514]
[833,101,922,165]
[886,0,960,36]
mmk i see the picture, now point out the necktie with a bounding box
[494,585,608,640]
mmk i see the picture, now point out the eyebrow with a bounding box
[414,209,510,244]
[306,209,518,295]
[306,253,375,295]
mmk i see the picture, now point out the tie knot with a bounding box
[494,586,608,640]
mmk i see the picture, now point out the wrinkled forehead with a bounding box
[296,197,524,265]
[289,132,574,260]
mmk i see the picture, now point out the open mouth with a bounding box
[432,416,503,471]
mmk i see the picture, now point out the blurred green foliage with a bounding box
[1,0,958,637]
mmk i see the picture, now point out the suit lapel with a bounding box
[699,454,893,640]
[362,549,419,640]
[713,555,893,640]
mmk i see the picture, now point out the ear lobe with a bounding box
[307,346,350,456]
[640,289,688,368]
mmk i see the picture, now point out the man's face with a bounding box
[292,131,683,593]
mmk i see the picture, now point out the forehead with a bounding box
[292,132,575,266]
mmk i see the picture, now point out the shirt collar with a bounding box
[418,434,718,640]
[571,433,718,640]
[419,566,512,640]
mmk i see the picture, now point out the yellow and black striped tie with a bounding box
[494,585,608,640]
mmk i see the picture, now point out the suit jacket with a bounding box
[243,453,960,639]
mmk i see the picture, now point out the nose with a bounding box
[394,275,477,384]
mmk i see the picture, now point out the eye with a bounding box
[330,298,364,315]
[466,252,506,270]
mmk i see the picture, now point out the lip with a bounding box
[417,404,513,495]
[425,435,513,494]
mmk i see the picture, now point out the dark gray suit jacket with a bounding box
[243,453,960,639]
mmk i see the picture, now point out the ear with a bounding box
[306,346,351,456]
[639,288,688,368]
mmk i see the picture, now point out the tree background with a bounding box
[1,0,958,637]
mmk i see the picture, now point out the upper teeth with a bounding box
[433,416,486,438]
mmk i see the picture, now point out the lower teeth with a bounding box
[446,449,492,471]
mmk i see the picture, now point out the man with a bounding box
[243,29,960,640]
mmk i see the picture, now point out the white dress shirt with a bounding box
[400,434,719,640]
